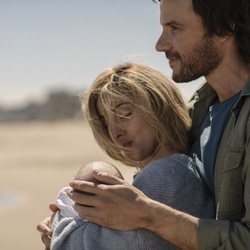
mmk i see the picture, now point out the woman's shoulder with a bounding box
[132,154,214,218]
[133,154,201,198]
[138,154,198,179]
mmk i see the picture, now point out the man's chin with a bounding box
[172,72,201,83]
[172,73,184,83]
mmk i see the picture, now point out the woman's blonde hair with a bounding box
[82,63,191,166]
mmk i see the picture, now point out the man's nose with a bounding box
[155,32,172,52]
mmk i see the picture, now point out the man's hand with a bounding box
[69,171,199,249]
[69,171,152,230]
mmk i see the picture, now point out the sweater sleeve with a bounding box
[51,214,177,250]
[133,155,215,219]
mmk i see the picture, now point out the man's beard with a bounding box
[166,35,221,83]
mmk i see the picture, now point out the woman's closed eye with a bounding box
[116,111,133,121]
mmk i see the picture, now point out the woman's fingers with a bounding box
[41,233,52,250]
[37,216,52,249]
[49,202,59,213]
[37,217,51,235]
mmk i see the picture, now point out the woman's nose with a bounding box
[109,121,124,140]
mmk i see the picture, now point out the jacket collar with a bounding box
[190,78,250,104]
[241,78,250,96]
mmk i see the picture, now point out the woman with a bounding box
[39,63,214,250]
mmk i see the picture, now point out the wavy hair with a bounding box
[82,63,190,167]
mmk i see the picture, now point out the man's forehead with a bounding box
[160,0,194,24]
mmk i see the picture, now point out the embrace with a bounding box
[38,0,250,249]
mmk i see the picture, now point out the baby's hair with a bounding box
[82,63,191,167]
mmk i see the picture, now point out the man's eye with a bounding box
[171,25,178,31]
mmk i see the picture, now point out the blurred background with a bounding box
[0,0,204,249]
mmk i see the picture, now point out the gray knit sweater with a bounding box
[51,154,215,250]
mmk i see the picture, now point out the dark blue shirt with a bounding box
[190,92,240,194]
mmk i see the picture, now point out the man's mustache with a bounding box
[165,52,181,60]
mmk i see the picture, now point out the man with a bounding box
[38,0,250,249]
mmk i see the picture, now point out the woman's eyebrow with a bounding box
[113,102,130,110]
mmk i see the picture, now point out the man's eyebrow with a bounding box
[162,20,183,27]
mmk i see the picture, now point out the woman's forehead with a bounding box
[96,96,132,115]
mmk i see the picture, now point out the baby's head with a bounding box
[74,161,124,184]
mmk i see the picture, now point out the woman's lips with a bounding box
[118,139,132,148]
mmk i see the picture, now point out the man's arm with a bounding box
[139,198,199,250]
[51,165,201,250]
[196,134,250,249]
[70,136,250,250]
[70,173,199,250]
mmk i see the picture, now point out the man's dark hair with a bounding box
[153,0,250,63]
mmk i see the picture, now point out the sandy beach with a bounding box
[0,121,135,250]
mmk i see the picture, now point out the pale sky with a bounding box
[0,0,204,107]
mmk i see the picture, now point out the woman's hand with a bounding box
[69,171,152,230]
[37,216,52,250]
[37,203,59,250]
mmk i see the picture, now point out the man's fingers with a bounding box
[73,203,109,226]
[92,171,125,185]
[69,180,99,195]
[74,203,98,217]
[69,173,125,197]
[69,190,99,207]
